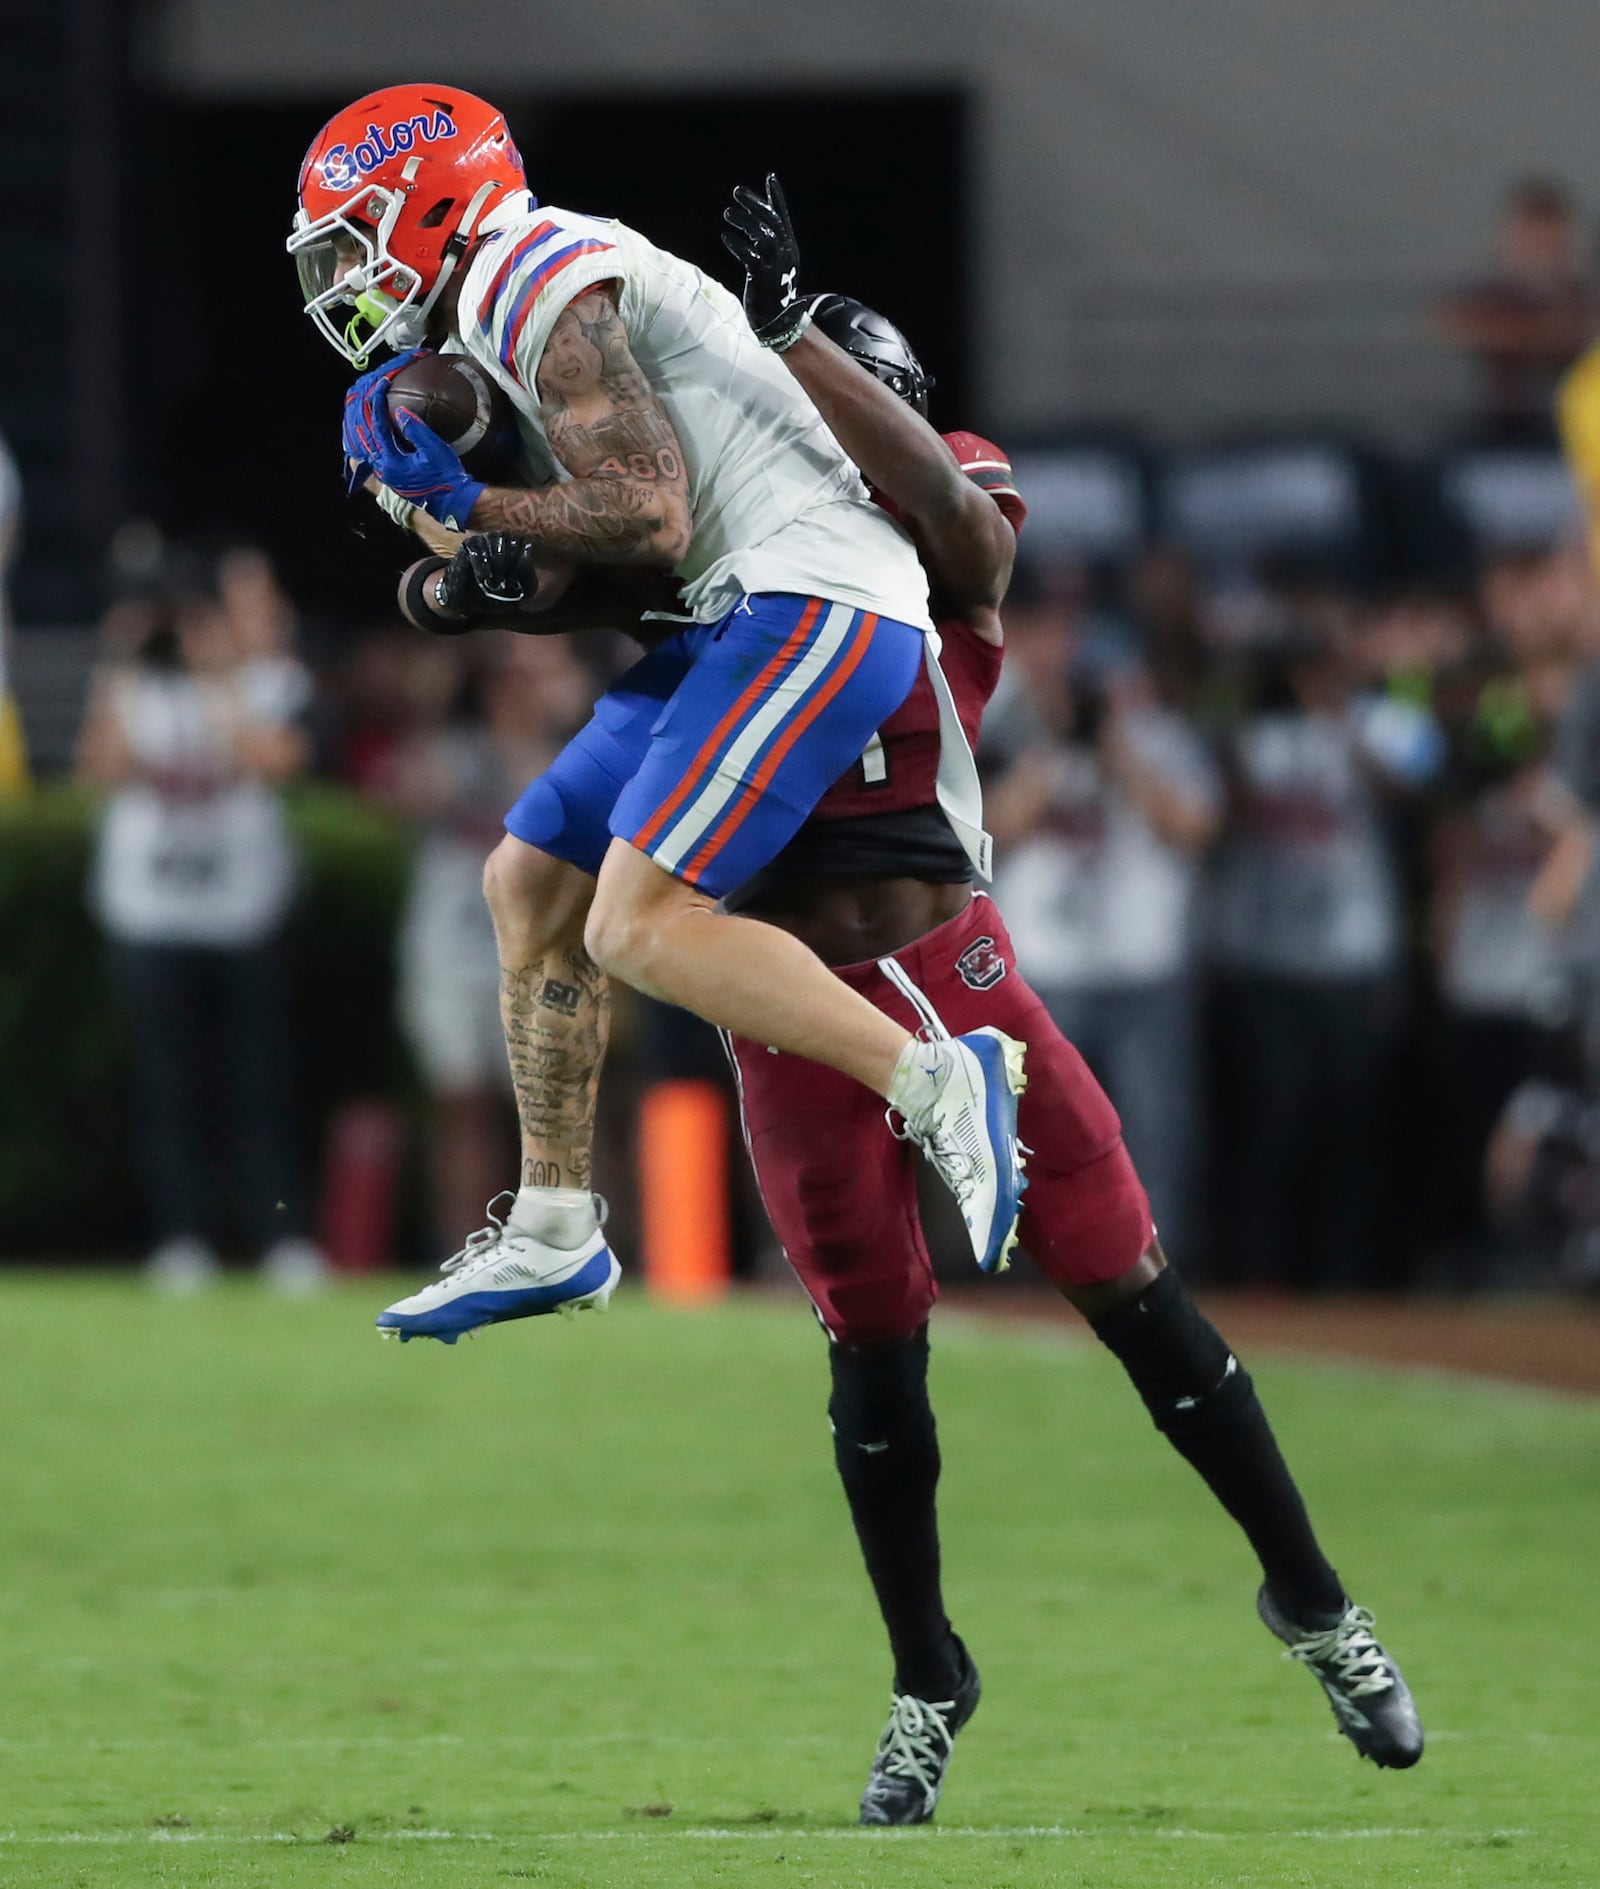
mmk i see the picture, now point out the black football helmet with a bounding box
[809,294,934,417]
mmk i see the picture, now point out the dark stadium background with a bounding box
[160,90,967,620]
[15,57,967,623]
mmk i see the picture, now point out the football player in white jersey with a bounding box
[289,86,1027,1333]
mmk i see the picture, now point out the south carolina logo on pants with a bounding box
[955,934,1007,990]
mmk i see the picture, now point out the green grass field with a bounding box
[3,1277,1597,1888]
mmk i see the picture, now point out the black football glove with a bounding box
[721,173,817,350]
[438,532,541,615]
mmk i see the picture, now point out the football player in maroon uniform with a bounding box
[716,177,1420,1819]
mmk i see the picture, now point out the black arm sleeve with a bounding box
[396,556,679,643]
[398,558,473,635]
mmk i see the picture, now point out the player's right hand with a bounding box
[722,173,815,351]
[343,355,486,533]
[340,349,425,494]
[438,532,541,616]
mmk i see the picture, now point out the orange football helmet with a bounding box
[288,85,527,365]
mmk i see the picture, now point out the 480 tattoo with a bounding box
[594,447,682,483]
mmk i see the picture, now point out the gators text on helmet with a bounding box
[289,85,526,366]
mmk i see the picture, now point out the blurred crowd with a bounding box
[29,175,1600,1294]
[60,515,1600,1298]
[984,537,1600,1294]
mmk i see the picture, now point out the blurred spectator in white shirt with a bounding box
[1209,616,1437,1287]
[986,596,1222,1262]
[76,556,325,1293]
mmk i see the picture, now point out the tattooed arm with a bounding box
[468,288,693,566]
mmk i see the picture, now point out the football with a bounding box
[384,352,518,475]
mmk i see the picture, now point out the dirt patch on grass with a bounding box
[1192,1292,1600,1397]
[945,1281,1600,1397]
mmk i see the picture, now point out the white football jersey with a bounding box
[447,195,932,630]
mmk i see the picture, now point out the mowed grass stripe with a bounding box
[538,1823,1525,1842]
[0,1820,1533,1841]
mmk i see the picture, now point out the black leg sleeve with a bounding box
[828,1326,961,1700]
[1090,1266,1346,1623]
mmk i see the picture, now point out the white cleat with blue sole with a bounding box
[376,1194,620,1344]
[891,1027,1028,1275]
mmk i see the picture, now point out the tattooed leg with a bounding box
[482,836,607,1194]
[371,834,617,1338]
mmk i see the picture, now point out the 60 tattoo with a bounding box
[500,948,607,1192]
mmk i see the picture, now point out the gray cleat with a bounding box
[859,1638,981,1825]
[1258,1584,1424,1769]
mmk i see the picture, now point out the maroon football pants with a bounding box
[729,894,1154,1342]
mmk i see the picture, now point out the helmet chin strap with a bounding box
[390,176,504,349]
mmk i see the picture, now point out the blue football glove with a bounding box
[341,349,420,489]
[341,350,486,531]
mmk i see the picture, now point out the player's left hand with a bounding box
[437,532,542,615]
[342,353,484,531]
[722,173,816,351]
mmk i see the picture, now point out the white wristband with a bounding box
[765,298,820,354]
[372,481,417,531]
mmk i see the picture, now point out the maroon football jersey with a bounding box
[808,432,1023,824]
[807,608,1000,819]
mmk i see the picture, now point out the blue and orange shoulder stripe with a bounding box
[476,218,618,377]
